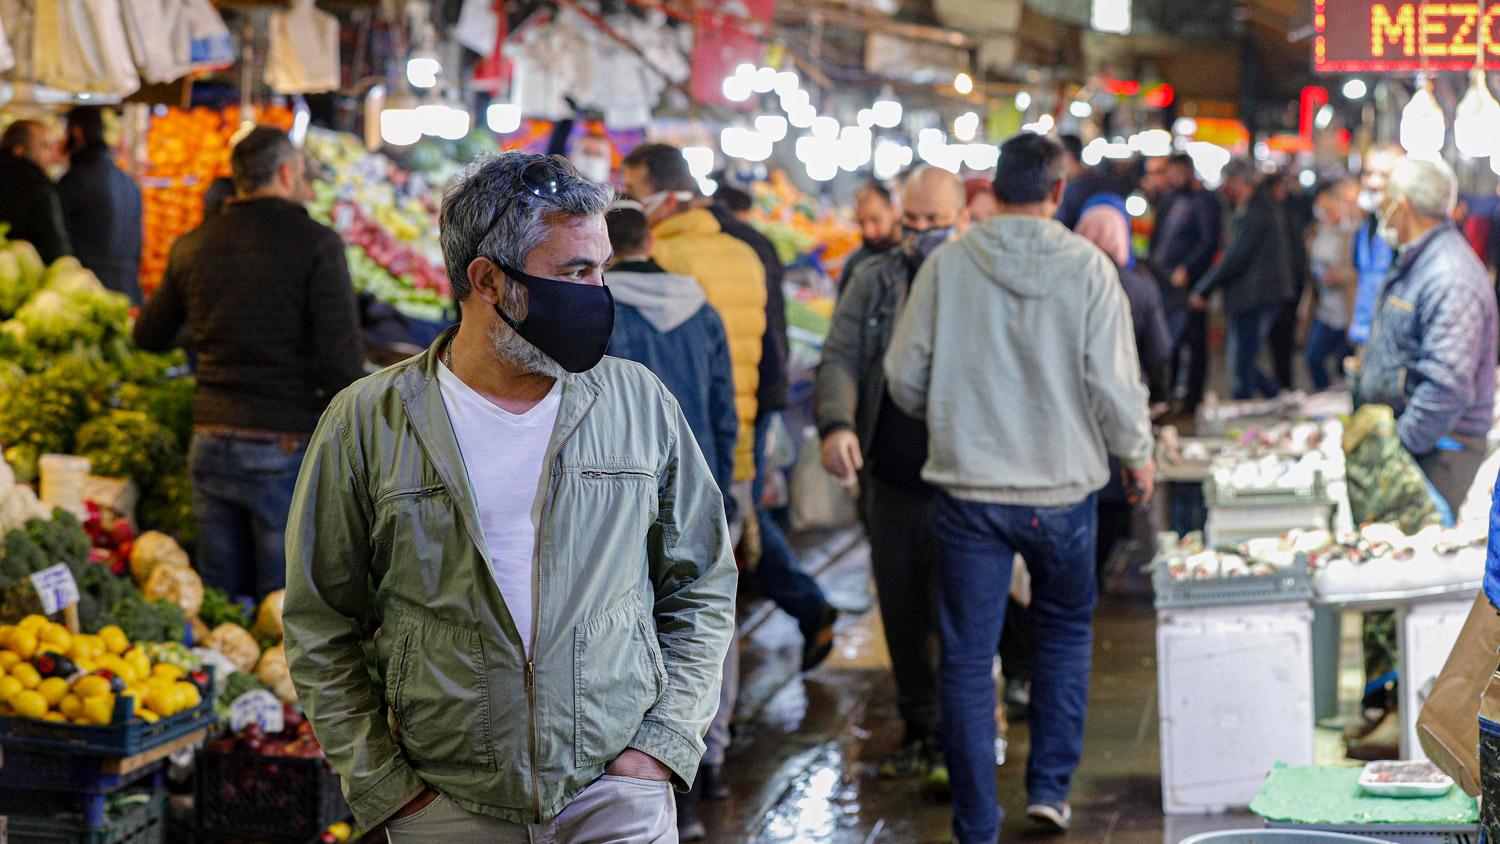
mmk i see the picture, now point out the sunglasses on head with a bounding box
[477,156,574,254]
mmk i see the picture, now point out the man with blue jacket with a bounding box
[1350,144,1402,346]
[1358,156,1497,512]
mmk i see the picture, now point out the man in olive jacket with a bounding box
[284,154,737,841]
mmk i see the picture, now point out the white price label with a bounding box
[28,564,78,616]
[229,690,284,734]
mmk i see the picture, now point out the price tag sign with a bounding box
[229,690,284,734]
[28,564,78,616]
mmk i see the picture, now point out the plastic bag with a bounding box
[0,4,15,74]
[183,0,231,69]
[32,0,140,97]
[265,0,338,94]
[120,0,187,84]
[790,426,859,532]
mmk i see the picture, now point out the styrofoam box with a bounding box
[1158,601,1315,814]
[1204,504,1332,545]
[1399,597,1474,762]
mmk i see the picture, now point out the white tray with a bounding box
[1357,761,1455,798]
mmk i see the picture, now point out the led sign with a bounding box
[1315,1,1500,71]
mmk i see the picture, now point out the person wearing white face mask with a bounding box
[1349,143,1403,346]
[1356,156,1498,512]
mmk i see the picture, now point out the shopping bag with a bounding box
[1343,403,1441,534]
[1415,592,1500,796]
[0,4,15,74]
[184,0,232,69]
[789,426,859,532]
[265,0,339,94]
[32,0,139,96]
[121,0,187,84]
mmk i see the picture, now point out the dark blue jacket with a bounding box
[1149,187,1221,312]
[1350,216,1395,345]
[59,142,143,304]
[606,260,738,502]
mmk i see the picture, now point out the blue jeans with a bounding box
[1304,318,1350,392]
[1226,305,1283,400]
[752,413,830,630]
[189,434,307,600]
[933,493,1099,844]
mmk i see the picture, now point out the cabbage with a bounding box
[0,251,37,317]
[9,241,43,289]
[44,266,105,298]
[13,289,101,349]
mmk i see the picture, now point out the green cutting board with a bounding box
[1250,765,1478,826]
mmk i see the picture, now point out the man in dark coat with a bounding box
[0,120,71,264]
[59,107,144,304]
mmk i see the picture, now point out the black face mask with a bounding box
[495,263,615,373]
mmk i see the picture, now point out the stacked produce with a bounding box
[0,232,195,544]
[303,129,454,322]
[140,106,295,294]
[0,614,207,725]
[749,169,860,270]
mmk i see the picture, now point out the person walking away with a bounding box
[1189,163,1298,401]
[1055,134,1122,229]
[1306,179,1360,391]
[1357,156,1498,513]
[0,120,71,264]
[1150,153,1221,413]
[1076,194,1173,575]
[603,202,738,841]
[283,152,736,842]
[622,144,840,672]
[816,166,969,791]
[1350,144,1403,347]
[885,133,1155,841]
[1267,174,1312,390]
[57,107,144,305]
[844,180,902,284]
[132,127,364,601]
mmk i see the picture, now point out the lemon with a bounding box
[12,689,48,720]
[0,625,12,645]
[42,711,66,722]
[175,682,201,710]
[39,624,71,653]
[73,657,95,672]
[82,693,114,726]
[72,674,111,699]
[10,663,41,691]
[98,626,129,655]
[123,649,151,680]
[0,675,22,703]
[151,664,184,682]
[145,686,179,717]
[138,710,159,724]
[59,693,82,719]
[16,615,47,633]
[7,629,37,660]
[37,676,68,707]
[0,651,20,671]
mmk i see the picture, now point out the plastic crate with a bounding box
[195,749,350,842]
[0,747,165,795]
[1204,473,1328,508]
[0,694,215,757]
[1152,559,1312,611]
[1,789,166,844]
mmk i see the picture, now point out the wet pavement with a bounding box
[706,529,1261,844]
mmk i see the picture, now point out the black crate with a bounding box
[195,749,349,842]
[2,789,166,844]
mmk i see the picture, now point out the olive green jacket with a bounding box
[282,332,737,830]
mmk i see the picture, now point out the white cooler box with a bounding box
[1399,596,1473,762]
[1157,601,1315,814]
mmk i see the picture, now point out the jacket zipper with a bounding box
[526,416,587,822]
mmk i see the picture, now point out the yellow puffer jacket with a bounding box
[652,208,766,481]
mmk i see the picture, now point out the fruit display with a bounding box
[140,105,295,295]
[749,169,861,271]
[0,615,207,726]
[0,502,91,624]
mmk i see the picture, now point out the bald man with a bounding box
[814,165,969,787]
[0,120,71,263]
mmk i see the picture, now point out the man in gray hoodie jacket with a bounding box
[884,133,1155,842]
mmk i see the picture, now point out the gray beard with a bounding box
[488,318,567,379]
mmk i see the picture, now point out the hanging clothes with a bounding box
[32,0,139,97]
[266,0,339,94]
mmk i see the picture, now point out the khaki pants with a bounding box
[385,776,678,844]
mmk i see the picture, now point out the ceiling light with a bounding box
[486,103,521,134]
[954,73,974,95]
[1342,78,1367,99]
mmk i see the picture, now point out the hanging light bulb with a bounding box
[1454,68,1500,158]
[1399,79,1445,160]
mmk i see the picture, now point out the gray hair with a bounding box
[440,153,614,301]
[1387,156,1457,220]
[230,126,299,195]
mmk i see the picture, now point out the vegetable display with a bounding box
[75,411,184,489]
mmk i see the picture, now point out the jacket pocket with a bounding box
[389,609,496,771]
[573,597,667,768]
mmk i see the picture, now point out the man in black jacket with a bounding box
[133,126,364,600]
[1190,163,1297,400]
[0,120,71,264]
[1151,154,1221,412]
[59,107,144,305]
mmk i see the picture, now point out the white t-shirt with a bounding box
[436,363,562,655]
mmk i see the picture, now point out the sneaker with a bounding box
[801,604,839,672]
[1004,679,1030,722]
[923,744,950,796]
[877,738,925,779]
[1027,801,1072,831]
